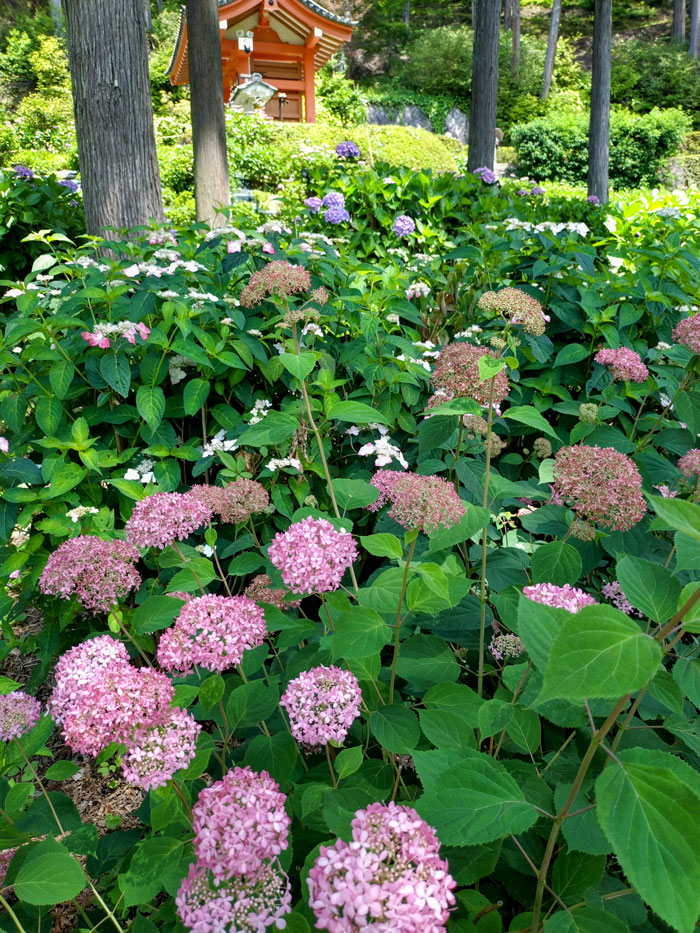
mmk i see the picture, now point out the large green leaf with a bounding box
[503,405,558,439]
[136,385,166,429]
[369,705,420,754]
[596,756,700,933]
[236,411,299,447]
[279,351,316,381]
[119,837,187,906]
[650,494,700,542]
[531,541,582,586]
[332,478,379,510]
[517,594,571,671]
[326,400,389,425]
[131,595,184,634]
[14,837,85,905]
[183,378,210,415]
[100,352,131,397]
[616,555,681,624]
[543,908,630,933]
[48,360,74,399]
[427,505,490,552]
[414,748,538,846]
[359,533,403,559]
[395,634,460,691]
[35,396,62,435]
[540,605,661,701]
[332,608,391,660]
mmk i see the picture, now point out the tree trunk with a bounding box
[144,0,153,31]
[184,0,230,227]
[467,0,501,171]
[541,0,562,99]
[402,0,410,25]
[512,0,520,72]
[587,0,612,204]
[503,0,512,33]
[63,0,164,236]
[673,0,686,41]
[49,0,63,34]
[690,0,700,56]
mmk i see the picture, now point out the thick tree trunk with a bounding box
[185,0,231,227]
[49,0,63,34]
[587,0,612,204]
[467,0,501,171]
[690,0,700,56]
[63,0,164,236]
[512,0,520,72]
[541,0,562,99]
[673,0,687,41]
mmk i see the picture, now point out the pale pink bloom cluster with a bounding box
[678,448,700,477]
[431,343,510,408]
[367,470,466,534]
[157,595,267,674]
[489,633,524,660]
[240,261,311,307]
[280,665,362,747]
[357,426,409,470]
[0,848,16,887]
[48,635,130,724]
[190,479,269,525]
[308,801,456,932]
[176,861,292,933]
[0,691,41,741]
[39,535,141,613]
[478,287,549,336]
[673,315,700,354]
[594,347,648,382]
[0,437,8,454]
[126,492,212,549]
[406,282,430,300]
[193,766,290,880]
[552,444,646,531]
[244,574,302,610]
[121,706,201,791]
[268,517,357,595]
[602,581,639,616]
[81,321,150,348]
[311,286,329,306]
[523,583,597,613]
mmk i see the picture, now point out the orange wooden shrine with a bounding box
[167,0,354,122]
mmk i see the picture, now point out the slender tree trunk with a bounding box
[588,0,612,204]
[503,0,512,33]
[185,0,231,227]
[541,0,562,99]
[144,0,153,31]
[468,0,501,171]
[402,0,410,25]
[512,0,520,72]
[63,0,164,236]
[156,0,163,10]
[49,0,63,34]
[690,0,700,56]
[673,0,687,41]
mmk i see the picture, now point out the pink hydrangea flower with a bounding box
[673,315,700,354]
[308,801,456,932]
[192,766,290,880]
[280,665,362,748]
[267,517,357,595]
[244,574,302,610]
[81,331,111,349]
[176,861,292,933]
[262,243,275,255]
[552,444,646,531]
[367,470,466,534]
[121,706,201,791]
[523,583,597,613]
[125,492,212,549]
[678,449,700,477]
[0,692,41,741]
[240,261,311,307]
[477,288,549,336]
[49,635,131,725]
[0,848,16,887]
[489,633,524,660]
[0,437,9,454]
[157,595,267,674]
[39,535,141,613]
[594,347,648,382]
[189,479,269,524]
[431,343,510,408]
[602,581,640,616]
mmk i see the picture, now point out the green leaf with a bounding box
[543,908,630,933]
[167,557,216,593]
[551,851,606,906]
[423,682,483,729]
[677,582,700,633]
[99,352,131,397]
[183,378,210,415]
[596,758,700,933]
[326,400,389,425]
[673,657,700,706]
[506,706,541,754]
[35,396,62,435]
[531,541,582,586]
[414,749,538,845]
[331,478,380,510]
[518,595,571,671]
[236,411,299,447]
[419,708,475,749]
[332,608,391,660]
[503,405,558,439]
[477,699,513,739]
[369,705,420,754]
[119,837,186,907]
[44,761,81,781]
[616,555,682,624]
[42,463,86,499]
[650,494,700,542]
[226,681,280,730]
[335,746,363,779]
[359,533,403,559]
[477,355,508,381]
[540,605,661,700]
[14,836,85,905]
[136,385,166,429]
[279,351,316,381]
[0,676,21,695]
[198,674,225,713]
[49,360,74,399]
[396,634,460,691]
[553,343,590,367]
[131,595,183,634]
[244,732,298,786]
[555,783,611,856]
[427,505,490,552]
[675,390,700,437]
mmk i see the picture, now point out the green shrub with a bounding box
[511,107,691,187]
[316,61,367,126]
[13,92,76,155]
[612,38,700,129]
[157,143,194,194]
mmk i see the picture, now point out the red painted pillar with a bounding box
[303,46,316,123]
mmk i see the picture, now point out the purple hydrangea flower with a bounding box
[324,206,350,224]
[58,179,79,192]
[13,165,33,180]
[473,166,498,185]
[586,195,600,204]
[517,188,529,196]
[392,215,415,237]
[304,196,323,214]
[530,185,545,196]
[335,140,360,158]
[322,191,345,208]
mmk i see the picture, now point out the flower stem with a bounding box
[14,738,65,835]
[388,537,417,704]
[477,377,496,701]
[172,542,207,596]
[86,883,125,933]
[325,743,338,789]
[112,612,152,668]
[0,893,27,933]
[452,418,464,493]
[170,778,193,820]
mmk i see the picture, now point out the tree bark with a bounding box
[467,0,501,171]
[587,0,612,204]
[63,0,164,236]
[672,0,686,41]
[49,0,63,34]
[690,0,700,56]
[541,0,562,99]
[185,0,231,227]
[402,0,410,25]
[512,0,520,73]
[503,0,512,33]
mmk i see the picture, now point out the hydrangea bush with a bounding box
[0,167,700,932]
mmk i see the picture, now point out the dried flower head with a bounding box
[486,434,506,458]
[594,347,648,382]
[478,288,548,336]
[523,583,597,613]
[0,692,41,741]
[578,403,599,424]
[281,665,362,748]
[532,437,552,459]
[431,343,510,408]
[126,492,212,550]
[367,470,466,534]
[267,517,357,595]
[673,315,700,354]
[462,414,489,437]
[121,707,201,791]
[489,633,524,660]
[190,479,269,525]
[192,765,290,879]
[157,595,266,675]
[240,262,311,308]
[568,519,596,541]
[244,574,302,610]
[678,449,700,478]
[552,444,646,531]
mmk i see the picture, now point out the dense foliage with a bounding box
[2,157,700,931]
